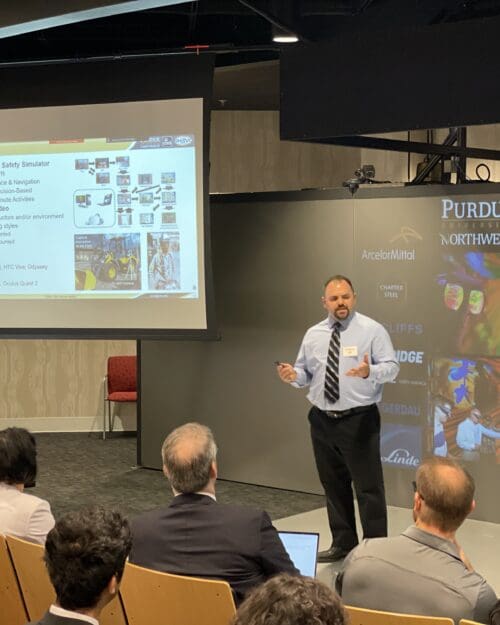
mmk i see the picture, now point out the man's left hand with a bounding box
[346,353,370,379]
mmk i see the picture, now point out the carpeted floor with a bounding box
[31,433,324,521]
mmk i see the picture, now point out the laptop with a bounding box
[278,530,320,578]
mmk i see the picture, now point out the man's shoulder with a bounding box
[352,311,383,330]
[304,318,329,335]
[131,505,168,529]
[132,499,267,526]
[6,488,50,514]
[212,501,268,520]
[346,535,406,563]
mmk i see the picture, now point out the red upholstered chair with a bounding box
[103,355,137,440]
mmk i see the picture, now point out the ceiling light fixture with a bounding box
[272,25,298,43]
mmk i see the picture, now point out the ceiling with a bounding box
[2,1,500,65]
[1,1,500,110]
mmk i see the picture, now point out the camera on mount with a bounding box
[343,178,360,196]
[342,165,377,196]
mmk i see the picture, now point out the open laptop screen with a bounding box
[278,531,319,578]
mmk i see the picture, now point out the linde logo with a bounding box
[441,198,500,219]
[381,449,420,467]
[395,350,424,364]
[380,424,421,467]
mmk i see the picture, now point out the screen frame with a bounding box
[0,55,217,340]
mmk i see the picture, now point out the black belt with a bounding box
[318,404,376,419]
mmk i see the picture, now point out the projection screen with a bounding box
[0,55,215,338]
[0,98,206,329]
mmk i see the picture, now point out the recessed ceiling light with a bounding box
[272,25,298,43]
[273,32,299,43]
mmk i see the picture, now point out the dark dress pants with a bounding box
[308,404,387,552]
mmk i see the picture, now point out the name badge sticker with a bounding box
[343,346,358,357]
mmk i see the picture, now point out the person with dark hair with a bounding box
[129,422,297,605]
[336,457,497,624]
[277,275,399,561]
[0,427,54,544]
[30,506,132,625]
[232,573,348,625]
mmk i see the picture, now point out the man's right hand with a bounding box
[276,363,297,383]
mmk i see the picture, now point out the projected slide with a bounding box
[0,135,196,299]
[0,98,208,332]
[434,251,500,355]
[430,357,500,464]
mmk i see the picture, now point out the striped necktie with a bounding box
[324,322,341,403]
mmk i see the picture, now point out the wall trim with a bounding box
[0,416,137,433]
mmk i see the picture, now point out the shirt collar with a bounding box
[49,604,99,625]
[0,482,18,491]
[402,525,461,560]
[327,311,355,330]
[174,490,216,501]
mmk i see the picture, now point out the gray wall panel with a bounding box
[140,197,354,492]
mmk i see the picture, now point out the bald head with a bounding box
[161,423,217,494]
[416,457,474,532]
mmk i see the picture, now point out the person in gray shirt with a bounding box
[336,457,497,624]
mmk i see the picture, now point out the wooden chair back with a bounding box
[346,606,455,625]
[120,561,236,625]
[6,534,54,621]
[6,534,126,625]
[0,534,28,625]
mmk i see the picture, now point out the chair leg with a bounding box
[104,399,111,441]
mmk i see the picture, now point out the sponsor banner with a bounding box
[380,401,421,418]
[383,321,424,337]
[439,198,500,249]
[380,423,421,468]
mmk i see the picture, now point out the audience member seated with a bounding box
[232,573,347,625]
[0,427,55,544]
[29,506,131,625]
[336,457,497,624]
[129,422,297,604]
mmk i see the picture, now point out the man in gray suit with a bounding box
[29,507,131,625]
[129,422,297,605]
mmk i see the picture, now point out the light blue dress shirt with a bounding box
[456,418,500,450]
[292,311,399,411]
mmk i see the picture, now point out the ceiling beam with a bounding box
[0,1,191,40]
[318,135,500,161]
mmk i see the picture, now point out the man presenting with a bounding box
[277,275,399,562]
